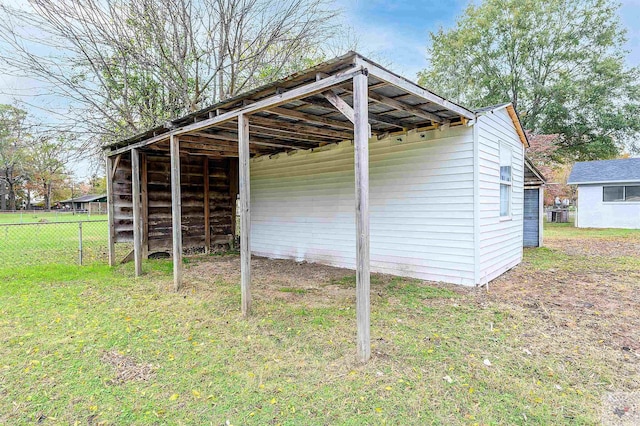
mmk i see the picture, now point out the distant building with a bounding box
[568,158,640,229]
[60,194,107,212]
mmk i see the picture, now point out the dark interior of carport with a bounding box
[103,52,476,361]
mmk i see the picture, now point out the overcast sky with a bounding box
[1,0,639,178]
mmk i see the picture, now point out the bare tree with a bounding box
[0,0,349,154]
[0,105,28,210]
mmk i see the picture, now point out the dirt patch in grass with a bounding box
[475,238,640,398]
[186,255,465,308]
[101,350,155,384]
[546,237,640,257]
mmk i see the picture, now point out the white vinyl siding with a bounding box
[476,108,525,283]
[576,184,640,229]
[250,126,477,286]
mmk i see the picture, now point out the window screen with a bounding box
[500,144,512,216]
[603,186,624,202]
[625,186,640,201]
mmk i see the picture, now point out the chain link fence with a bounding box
[0,220,111,267]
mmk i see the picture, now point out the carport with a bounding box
[103,52,475,361]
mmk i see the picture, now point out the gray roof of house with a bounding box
[60,194,107,203]
[567,158,640,185]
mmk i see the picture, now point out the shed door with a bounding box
[524,188,540,247]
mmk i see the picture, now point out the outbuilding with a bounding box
[104,52,535,361]
[568,158,640,229]
[523,157,546,247]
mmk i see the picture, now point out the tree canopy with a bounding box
[0,0,351,154]
[418,0,640,161]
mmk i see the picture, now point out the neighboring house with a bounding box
[104,52,543,288]
[568,158,640,229]
[60,194,107,211]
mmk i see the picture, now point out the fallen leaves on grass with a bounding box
[101,350,155,384]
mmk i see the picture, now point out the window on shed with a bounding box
[500,144,512,217]
[603,186,624,202]
[625,185,640,201]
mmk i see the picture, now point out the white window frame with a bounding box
[602,185,640,203]
[499,143,512,219]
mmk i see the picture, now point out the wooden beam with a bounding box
[105,155,116,267]
[266,106,353,130]
[110,154,121,180]
[131,148,142,277]
[105,66,363,157]
[353,71,371,363]
[360,59,475,120]
[297,97,406,129]
[203,156,211,253]
[170,135,183,291]
[140,152,149,259]
[229,159,239,240]
[249,115,352,140]
[322,90,355,123]
[238,114,251,317]
[366,90,444,124]
[188,130,306,151]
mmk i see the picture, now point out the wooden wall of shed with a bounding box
[112,152,237,253]
[113,155,133,243]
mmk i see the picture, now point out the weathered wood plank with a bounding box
[105,66,363,157]
[106,155,116,266]
[140,152,149,259]
[203,156,211,253]
[353,71,371,363]
[238,114,251,317]
[131,148,143,276]
[170,135,183,291]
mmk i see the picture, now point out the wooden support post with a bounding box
[140,152,149,259]
[106,155,116,267]
[203,156,211,253]
[229,159,239,240]
[238,114,251,317]
[170,135,183,291]
[353,70,371,363]
[131,148,142,277]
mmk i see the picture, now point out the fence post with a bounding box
[78,221,83,266]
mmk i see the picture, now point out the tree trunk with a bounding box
[7,181,16,210]
[44,182,51,210]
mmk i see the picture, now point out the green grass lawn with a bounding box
[0,211,108,224]
[545,221,640,239]
[0,220,110,266]
[1,225,638,424]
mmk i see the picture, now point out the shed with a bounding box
[103,52,531,361]
[568,158,640,229]
[523,158,546,247]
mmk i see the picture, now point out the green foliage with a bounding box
[419,0,640,161]
[0,104,28,209]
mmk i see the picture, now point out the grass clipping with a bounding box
[101,350,156,384]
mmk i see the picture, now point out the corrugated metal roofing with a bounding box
[567,158,640,184]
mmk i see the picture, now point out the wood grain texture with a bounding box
[106,155,116,266]
[170,136,183,291]
[353,71,371,363]
[238,114,251,317]
[131,148,142,276]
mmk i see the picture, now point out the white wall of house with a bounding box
[476,108,525,284]
[576,184,640,229]
[250,125,478,285]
